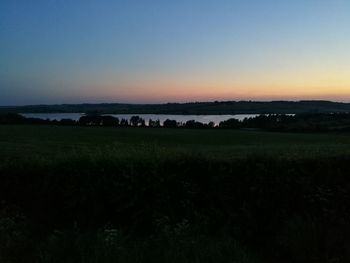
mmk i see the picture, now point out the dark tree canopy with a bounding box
[2,112,350,132]
[163,119,178,128]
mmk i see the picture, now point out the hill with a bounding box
[1,100,350,114]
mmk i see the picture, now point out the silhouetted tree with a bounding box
[130,116,145,127]
[219,118,241,129]
[101,116,119,126]
[208,121,215,128]
[140,118,146,127]
[163,119,178,128]
[0,113,27,124]
[184,120,205,129]
[79,115,102,125]
[148,119,161,127]
[120,118,129,126]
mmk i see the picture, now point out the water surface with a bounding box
[21,113,261,126]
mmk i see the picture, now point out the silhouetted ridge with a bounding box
[1,100,350,114]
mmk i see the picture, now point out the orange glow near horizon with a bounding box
[80,71,350,103]
[82,84,350,103]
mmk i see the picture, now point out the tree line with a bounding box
[2,112,350,131]
[3,100,350,114]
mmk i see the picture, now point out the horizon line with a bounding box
[1,99,350,108]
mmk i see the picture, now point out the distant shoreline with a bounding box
[1,100,350,115]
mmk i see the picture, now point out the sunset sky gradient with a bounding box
[1,0,350,105]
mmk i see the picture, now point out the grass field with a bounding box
[1,125,350,263]
[1,125,350,160]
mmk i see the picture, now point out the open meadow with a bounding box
[2,124,350,160]
[1,125,350,263]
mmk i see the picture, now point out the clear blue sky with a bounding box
[1,0,350,105]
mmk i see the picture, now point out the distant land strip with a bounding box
[1,100,350,114]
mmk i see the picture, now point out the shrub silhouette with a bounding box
[163,119,178,128]
[130,116,145,126]
[219,118,241,128]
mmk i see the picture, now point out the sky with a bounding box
[1,0,350,105]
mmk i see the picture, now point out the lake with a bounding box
[21,113,261,126]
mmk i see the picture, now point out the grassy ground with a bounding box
[1,125,350,263]
[1,125,350,159]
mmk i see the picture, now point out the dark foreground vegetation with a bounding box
[1,125,350,262]
[3,112,350,132]
[2,100,350,114]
